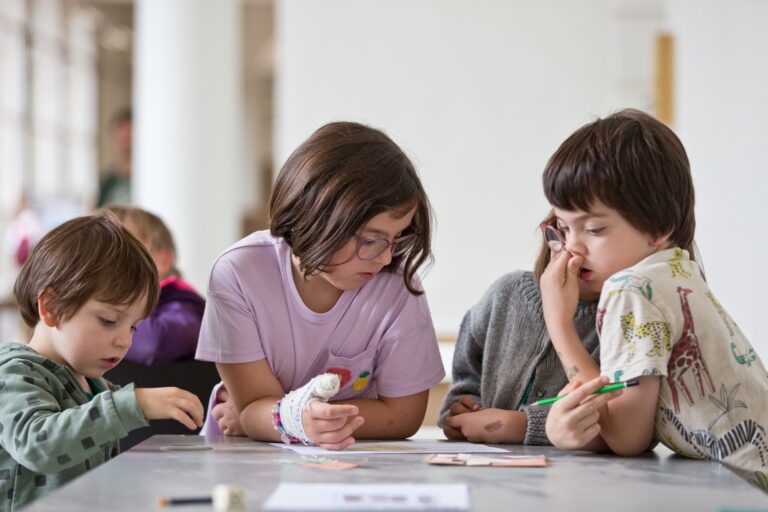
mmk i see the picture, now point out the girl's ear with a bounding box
[37,289,59,327]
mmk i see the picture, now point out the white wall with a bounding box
[275,0,662,336]
[668,0,768,359]
[133,0,243,293]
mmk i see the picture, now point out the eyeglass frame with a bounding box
[539,222,566,254]
[351,232,419,261]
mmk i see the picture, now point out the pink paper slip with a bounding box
[298,461,359,471]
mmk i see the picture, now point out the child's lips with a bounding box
[100,357,120,368]
[579,268,593,280]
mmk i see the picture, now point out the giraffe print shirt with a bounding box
[598,248,768,489]
[0,343,148,511]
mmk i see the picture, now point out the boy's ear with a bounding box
[37,289,59,327]
[650,229,674,248]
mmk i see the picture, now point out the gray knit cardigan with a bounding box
[438,270,599,445]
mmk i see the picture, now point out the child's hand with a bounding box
[134,387,205,430]
[540,249,583,330]
[211,386,246,436]
[443,396,481,440]
[545,376,621,450]
[446,395,480,416]
[443,409,519,444]
[301,401,365,450]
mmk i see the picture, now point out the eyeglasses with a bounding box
[353,233,419,260]
[540,223,566,254]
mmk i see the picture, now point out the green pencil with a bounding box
[531,380,639,406]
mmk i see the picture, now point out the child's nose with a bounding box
[115,329,133,349]
[371,246,393,266]
[565,235,586,255]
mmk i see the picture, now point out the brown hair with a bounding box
[539,108,695,278]
[98,204,179,276]
[14,215,159,327]
[533,210,557,280]
[270,121,432,295]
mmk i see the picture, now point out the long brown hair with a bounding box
[14,215,159,327]
[270,122,432,295]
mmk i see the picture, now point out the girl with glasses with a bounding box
[438,209,602,445]
[195,122,444,450]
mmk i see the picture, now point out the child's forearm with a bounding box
[547,322,600,382]
[596,376,661,456]
[240,397,283,442]
[341,393,428,439]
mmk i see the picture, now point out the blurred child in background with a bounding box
[99,205,205,366]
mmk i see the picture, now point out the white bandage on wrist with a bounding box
[278,373,341,445]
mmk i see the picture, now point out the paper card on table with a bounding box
[270,440,509,456]
[426,453,547,467]
[277,456,360,471]
[298,461,359,471]
[262,482,470,511]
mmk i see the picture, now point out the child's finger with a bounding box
[317,436,356,451]
[176,394,205,427]
[443,425,465,440]
[556,375,609,409]
[448,402,472,416]
[211,402,226,421]
[566,254,583,278]
[308,401,359,420]
[580,421,602,441]
[559,379,582,395]
[443,414,464,430]
[313,416,364,446]
[570,407,601,432]
[312,415,353,432]
[579,388,622,407]
[170,407,199,430]
[458,396,480,411]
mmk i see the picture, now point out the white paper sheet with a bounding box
[262,482,470,511]
[269,440,509,456]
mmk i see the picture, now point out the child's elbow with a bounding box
[14,451,67,474]
[609,438,655,457]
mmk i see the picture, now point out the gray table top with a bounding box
[23,435,768,511]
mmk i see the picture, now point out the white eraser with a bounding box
[212,484,245,511]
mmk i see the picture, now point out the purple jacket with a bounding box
[125,276,205,366]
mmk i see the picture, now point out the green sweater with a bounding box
[0,343,148,511]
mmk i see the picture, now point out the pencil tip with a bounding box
[157,497,170,506]
[626,380,640,387]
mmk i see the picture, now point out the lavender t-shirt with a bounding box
[195,231,444,412]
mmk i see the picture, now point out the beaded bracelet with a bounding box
[271,398,300,444]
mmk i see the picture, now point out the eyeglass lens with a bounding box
[543,226,564,253]
[358,237,414,260]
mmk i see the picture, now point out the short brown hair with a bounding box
[270,121,432,295]
[14,215,159,327]
[99,204,177,265]
[540,108,695,277]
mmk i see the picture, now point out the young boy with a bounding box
[0,215,204,510]
[538,109,768,489]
